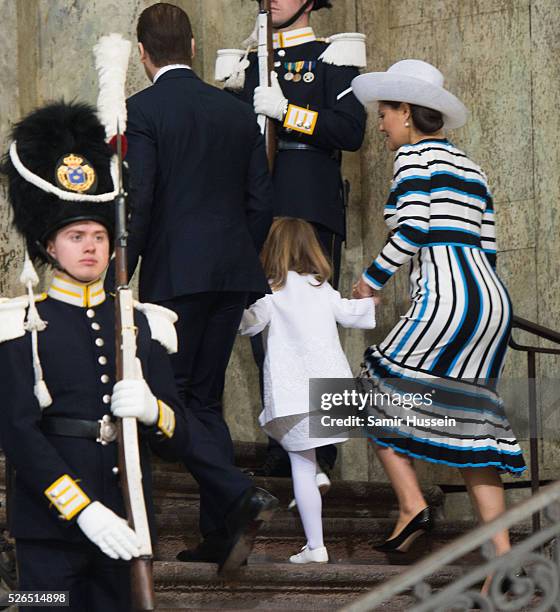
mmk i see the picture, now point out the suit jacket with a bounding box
[116,68,273,303]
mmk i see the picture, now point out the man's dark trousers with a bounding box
[160,291,249,536]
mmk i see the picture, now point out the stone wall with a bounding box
[0,0,558,485]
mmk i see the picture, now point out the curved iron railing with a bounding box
[340,316,560,611]
[340,479,560,611]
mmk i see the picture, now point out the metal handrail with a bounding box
[508,315,560,532]
[511,315,560,346]
[340,480,560,611]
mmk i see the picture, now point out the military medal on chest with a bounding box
[284,60,316,84]
[284,64,294,81]
[303,61,316,83]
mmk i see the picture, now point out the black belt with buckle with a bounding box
[40,415,118,445]
[277,139,340,161]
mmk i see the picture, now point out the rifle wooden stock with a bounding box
[114,164,155,609]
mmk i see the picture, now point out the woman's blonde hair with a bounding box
[261,217,332,291]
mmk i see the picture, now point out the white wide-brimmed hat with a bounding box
[352,59,468,129]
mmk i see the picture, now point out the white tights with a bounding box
[288,449,324,550]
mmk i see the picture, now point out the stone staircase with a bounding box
[0,445,531,610]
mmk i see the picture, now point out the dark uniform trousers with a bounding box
[17,539,130,612]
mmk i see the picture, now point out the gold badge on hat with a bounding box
[55,154,97,193]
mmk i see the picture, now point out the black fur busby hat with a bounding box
[2,101,116,263]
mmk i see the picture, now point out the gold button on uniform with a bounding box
[278,49,286,57]
[103,395,111,404]
[101,374,110,384]
[91,322,101,331]
[95,338,104,347]
[98,356,107,365]
[86,309,95,318]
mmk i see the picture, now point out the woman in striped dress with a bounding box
[351,61,526,567]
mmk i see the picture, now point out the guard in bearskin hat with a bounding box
[215,0,367,485]
[0,33,277,610]
[0,96,158,611]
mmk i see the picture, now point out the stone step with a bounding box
[153,512,531,542]
[152,513,531,566]
[151,471,444,518]
[152,441,266,474]
[154,591,416,611]
[153,560,463,610]
[156,532,481,567]
[155,592,416,611]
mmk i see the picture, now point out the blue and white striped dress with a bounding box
[362,138,526,474]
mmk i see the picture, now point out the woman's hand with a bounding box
[353,278,374,298]
[352,278,383,305]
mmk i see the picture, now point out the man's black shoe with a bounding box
[176,532,230,564]
[252,453,291,478]
[219,487,278,574]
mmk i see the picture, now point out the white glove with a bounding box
[77,501,141,560]
[111,361,158,426]
[254,71,288,121]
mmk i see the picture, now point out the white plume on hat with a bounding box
[94,33,132,140]
[352,59,468,130]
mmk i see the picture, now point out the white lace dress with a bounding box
[240,272,376,451]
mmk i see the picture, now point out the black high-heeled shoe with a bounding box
[373,506,434,553]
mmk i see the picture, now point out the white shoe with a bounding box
[288,472,331,511]
[289,545,329,564]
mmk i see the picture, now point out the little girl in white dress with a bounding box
[240,218,377,564]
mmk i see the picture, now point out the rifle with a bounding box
[257,0,277,170]
[94,32,154,609]
[113,126,155,611]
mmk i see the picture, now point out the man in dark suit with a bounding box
[107,3,274,562]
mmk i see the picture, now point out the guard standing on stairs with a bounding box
[0,101,277,609]
[216,0,368,479]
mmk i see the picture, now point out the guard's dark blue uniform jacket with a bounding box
[0,278,183,542]
[232,27,367,238]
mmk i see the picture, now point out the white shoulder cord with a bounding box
[20,250,52,409]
